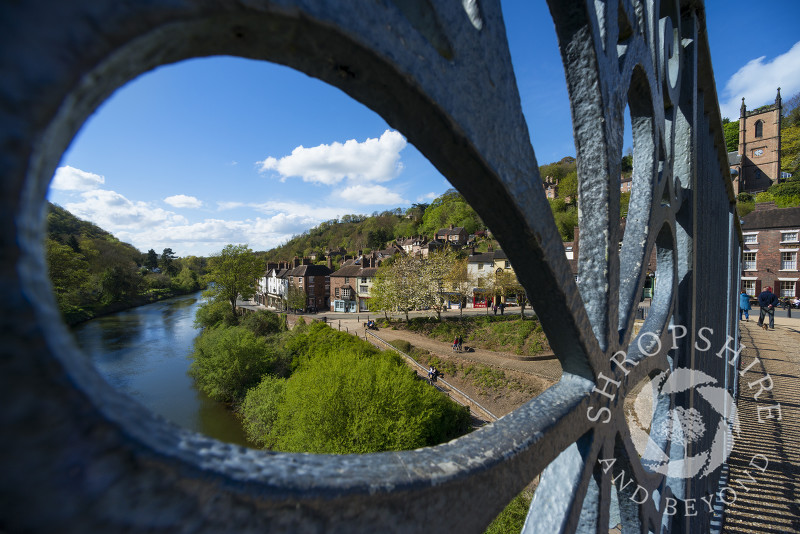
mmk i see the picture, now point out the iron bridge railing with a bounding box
[0,0,741,532]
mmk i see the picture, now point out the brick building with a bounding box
[741,202,800,299]
[329,254,381,312]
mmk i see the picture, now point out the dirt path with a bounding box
[357,324,560,418]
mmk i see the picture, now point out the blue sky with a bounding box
[48,1,800,257]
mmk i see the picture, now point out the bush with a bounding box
[241,375,286,448]
[268,349,471,454]
[282,321,381,371]
[194,298,237,329]
[241,309,286,337]
[388,339,412,353]
[188,326,285,403]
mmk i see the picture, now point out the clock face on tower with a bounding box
[754,148,764,157]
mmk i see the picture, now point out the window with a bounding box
[335,287,340,298]
[743,251,757,271]
[360,285,368,293]
[477,262,483,270]
[780,280,795,298]
[755,120,763,138]
[743,280,756,297]
[344,277,349,284]
[781,232,798,243]
[504,261,510,268]
[743,233,758,244]
[362,277,368,283]
[781,251,797,271]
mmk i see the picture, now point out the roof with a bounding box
[437,226,466,235]
[330,264,363,277]
[742,205,800,230]
[468,252,494,263]
[286,264,332,277]
[728,152,742,166]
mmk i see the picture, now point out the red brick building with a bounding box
[741,203,800,299]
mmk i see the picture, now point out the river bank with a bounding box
[72,291,251,446]
[64,285,205,326]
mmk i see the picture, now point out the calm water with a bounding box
[72,292,251,447]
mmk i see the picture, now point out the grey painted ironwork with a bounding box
[0,0,740,532]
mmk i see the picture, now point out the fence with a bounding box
[0,0,741,532]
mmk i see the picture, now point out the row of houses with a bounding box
[253,242,521,314]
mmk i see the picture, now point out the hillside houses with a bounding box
[258,257,332,312]
[254,232,529,314]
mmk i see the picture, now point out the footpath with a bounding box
[721,315,800,533]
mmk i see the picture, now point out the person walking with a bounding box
[739,290,751,321]
[757,286,779,330]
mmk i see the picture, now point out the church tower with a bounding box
[738,88,783,193]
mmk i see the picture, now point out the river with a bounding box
[72,291,251,447]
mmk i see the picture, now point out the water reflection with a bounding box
[72,292,251,447]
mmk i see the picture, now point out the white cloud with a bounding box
[66,189,188,230]
[719,41,800,119]
[336,184,408,205]
[113,213,321,257]
[417,192,438,202]
[51,166,105,191]
[257,130,407,185]
[217,200,347,221]
[164,194,203,209]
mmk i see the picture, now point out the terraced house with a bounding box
[329,254,382,313]
[741,202,800,299]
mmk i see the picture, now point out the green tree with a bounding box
[205,244,264,318]
[171,266,200,292]
[241,375,287,448]
[722,118,739,153]
[286,285,307,312]
[422,249,460,320]
[268,348,470,453]
[100,264,141,304]
[144,248,159,270]
[160,247,178,276]
[45,238,92,316]
[188,326,283,403]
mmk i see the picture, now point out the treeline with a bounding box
[189,301,471,453]
[46,203,206,324]
[262,189,488,261]
[264,163,611,262]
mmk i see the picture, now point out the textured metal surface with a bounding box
[0,0,739,532]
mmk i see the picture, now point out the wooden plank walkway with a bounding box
[722,320,800,533]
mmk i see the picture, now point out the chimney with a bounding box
[449,224,454,229]
[302,257,311,266]
[488,244,493,253]
[293,257,300,268]
[267,262,278,272]
[327,255,333,270]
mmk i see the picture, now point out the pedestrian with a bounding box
[739,290,751,321]
[453,337,458,351]
[457,335,463,352]
[493,304,497,315]
[500,302,505,315]
[757,286,779,330]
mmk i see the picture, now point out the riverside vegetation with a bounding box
[191,302,534,532]
[46,202,205,324]
[189,299,471,453]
